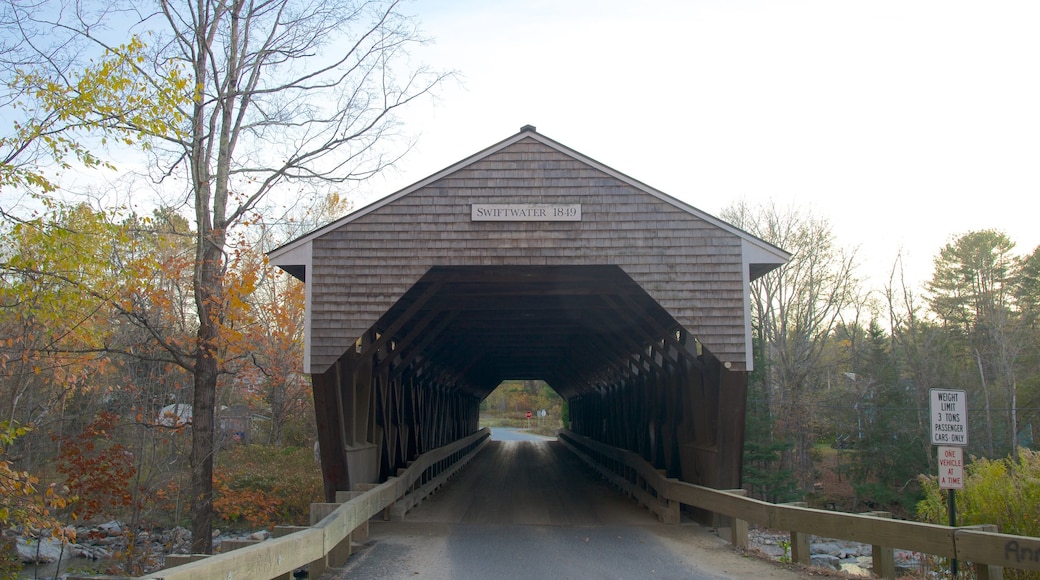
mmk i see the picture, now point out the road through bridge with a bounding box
[325,432,805,580]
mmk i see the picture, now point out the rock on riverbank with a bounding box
[13,522,272,577]
[748,527,925,577]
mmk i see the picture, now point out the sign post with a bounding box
[930,389,968,575]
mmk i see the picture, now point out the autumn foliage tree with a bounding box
[0,35,187,216]
[0,28,193,560]
[55,412,135,522]
[6,0,449,552]
[0,197,319,561]
[213,445,322,529]
[238,254,311,445]
[0,203,122,459]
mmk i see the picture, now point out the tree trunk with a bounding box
[189,348,217,554]
[973,348,995,457]
[189,241,223,554]
[1009,377,1018,462]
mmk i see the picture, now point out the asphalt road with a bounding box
[488,426,554,442]
[324,439,808,580]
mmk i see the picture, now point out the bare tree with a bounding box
[885,253,952,463]
[722,200,859,490]
[150,0,449,552]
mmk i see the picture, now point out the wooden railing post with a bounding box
[658,470,680,524]
[721,489,749,548]
[781,502,810,565]
[962,525,1004,580]
[663,497,681,524]
[309,503,333,577]
[329,534,353,568]
[271,526,309,580]
[790,530,810,565]
[863,511,895,579]
[339,489,370,542]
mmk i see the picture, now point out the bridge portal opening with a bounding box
[307,264,750,500]
[370,265,683,402]
[479,380,564,436]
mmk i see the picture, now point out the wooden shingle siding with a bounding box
[307,137,752,373]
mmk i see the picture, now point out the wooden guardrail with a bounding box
[110,428,491,580]
[558,429,1040,579]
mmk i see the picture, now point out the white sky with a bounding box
[353,0,1040,292]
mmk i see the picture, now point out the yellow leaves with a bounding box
[1,203,154,401]
[2,35,191,195]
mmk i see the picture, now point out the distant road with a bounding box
[325,439,808,579]
[488,427,554,441]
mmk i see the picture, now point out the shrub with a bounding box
[213,445,323,529]
[917,448,1040,579]
[917,448,1040,536]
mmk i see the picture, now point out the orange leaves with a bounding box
[212,453,284,529]
[55,412,136,521]
[212,445,322,529]
[212,473,282,529]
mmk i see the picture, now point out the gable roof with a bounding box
[269,125,790,375]
[269,125,790,273]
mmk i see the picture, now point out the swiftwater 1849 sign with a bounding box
[471,204,581,221]
[930,388,968,446]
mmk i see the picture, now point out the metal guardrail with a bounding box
[558,429,1040,579]
[106,428,491,580]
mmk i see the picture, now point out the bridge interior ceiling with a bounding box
[369,265,703,400]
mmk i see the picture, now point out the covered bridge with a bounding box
[269,125,789,502]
